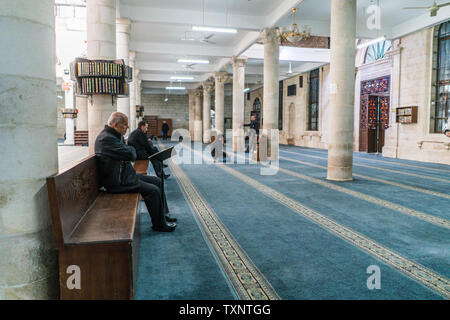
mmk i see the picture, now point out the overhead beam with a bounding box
[120,5,263,31]
[389,6,450,39]
[130,41,233,57]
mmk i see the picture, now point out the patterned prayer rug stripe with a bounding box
[160,143,280,300]
[277,165,450,229]
[231,150,449,228]
[278,154,450,200]
[281,147,450,174]
[217,164,450,299]
[281,150,450,184]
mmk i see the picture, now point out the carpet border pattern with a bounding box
[218,164,450,299]
[163,144,280,300]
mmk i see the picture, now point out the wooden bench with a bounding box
[133,159,149,174]
[46,155,140,300]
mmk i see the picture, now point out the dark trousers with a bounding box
[162,132,168,140]
[136,174,169,227]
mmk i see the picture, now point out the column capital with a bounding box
[260,28,281,45]
[194,89,203,97]
[129,50,136,61]
[203,81,214,93]
[214,72,230,84]
[231,56,248,68]
[187,89,197,96]
[116,18,131,34]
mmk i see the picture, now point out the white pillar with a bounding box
[87,0,117,154]
[130,69,140,131]
[194,89,203,142]
[261,28,280,131]
[0,0,58,299]
[129,51,136,130]
[213,72,227,136]
[116,18,131,121]
[232,56,247,152]
[326,0,357,181]
[64,77,75,145]
[135,78,142,129]
[188,89,196,140]
[203,81,213,143]
[75,97,88,131]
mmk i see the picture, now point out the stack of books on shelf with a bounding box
[70,58,133,97]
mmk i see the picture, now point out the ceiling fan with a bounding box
[403,1,450,17]
[200,34,216,44]
[183,64,196,70]
[181,31,216,44]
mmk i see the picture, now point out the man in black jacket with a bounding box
[95,112,176,232]
[244,115,260,153]
[162,121,169,140]
[128,121,170,179]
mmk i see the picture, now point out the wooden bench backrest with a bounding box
[47,155,100,249]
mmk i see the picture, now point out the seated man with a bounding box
[128,120,170,179]
[95,112,176,232]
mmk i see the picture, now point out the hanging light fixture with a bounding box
[281,8,311,43]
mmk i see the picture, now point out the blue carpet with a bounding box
[135,161,235,300]
[135,142,448,299]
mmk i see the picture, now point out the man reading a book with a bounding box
[128,120,170,179]
[95,112,176,232]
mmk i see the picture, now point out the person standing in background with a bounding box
[162,120,170,140]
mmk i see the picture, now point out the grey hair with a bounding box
[107,112,127,126]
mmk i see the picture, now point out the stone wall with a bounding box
[141,94,189,131]
[250,26,449,165]
[382,27,450,165]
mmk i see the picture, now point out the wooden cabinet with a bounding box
[396,106,418,124]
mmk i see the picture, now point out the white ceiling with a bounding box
[117,0,450,90]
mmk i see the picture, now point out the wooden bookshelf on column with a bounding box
[70,58,133,145]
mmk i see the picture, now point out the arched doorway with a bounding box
[359,76,390,153]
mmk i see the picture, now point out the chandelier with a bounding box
[281,8,311,43]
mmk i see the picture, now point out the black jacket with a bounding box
[244,119,260,135]
[128,128,158,160]
[162,123,169,133]
[95,125,139,192]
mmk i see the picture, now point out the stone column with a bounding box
[0,0,58,299]
[261,28,280,131]
[64,76,75,145]
[76,97,88,131]
[202,81,214,143]
[188,89,196,140]
[213,72,227,136]
[232,56,247,151]
[135,79,142,128]
[130,68,139,131]
[129,51,136,128]
[326,0,357,181]
[116,18,131,121]
[87,0,116,154]
[194,89,203,142]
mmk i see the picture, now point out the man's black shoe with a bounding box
[166,216,177,223]
[164,174,171,179]
[163,164,168,168]
[152,222,176,232]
